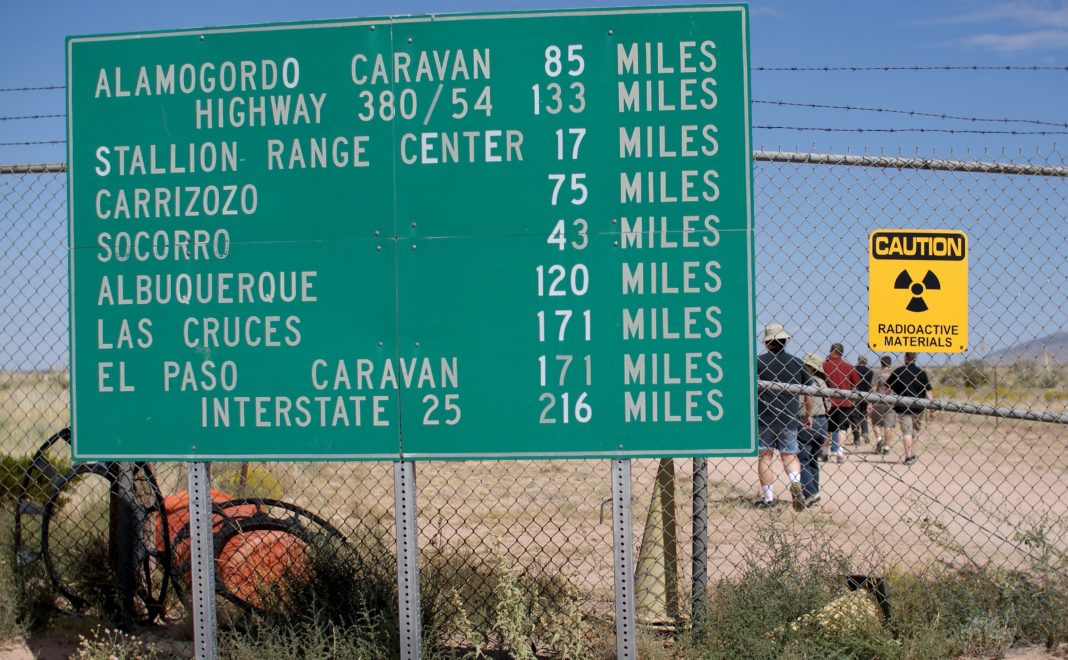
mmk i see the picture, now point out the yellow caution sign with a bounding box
[868,229,968,353]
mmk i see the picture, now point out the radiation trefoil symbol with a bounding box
[894,269,940,312]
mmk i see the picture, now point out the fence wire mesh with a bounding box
[1,149,1067,655]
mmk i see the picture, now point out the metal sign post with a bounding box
[187,462,218,660]
[611,459,636,659]
[394,461,422,660]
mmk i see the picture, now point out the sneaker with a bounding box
[790,482,804,511]
[804,494,822,508]
[882,445,892,455]
[818,450,829,463]
[903,455,918,466]
[753,499,775,509]
[873,441,884,455]
[834,449,845,463]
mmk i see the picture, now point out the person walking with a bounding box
[798,354,829,508]
[822,343,860,463]
[756,323,811,510]
[852,356,874,447]
[886,351,933,465]
[871,356,897,455]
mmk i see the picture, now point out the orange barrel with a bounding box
[156,490,308,608]
[216,530,309,608]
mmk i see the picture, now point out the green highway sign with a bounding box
[67,5,756,460]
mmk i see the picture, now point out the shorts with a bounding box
[828,406,853,432]
[759,426,799,454]
[898,411,925,436]
[872,404,897,428]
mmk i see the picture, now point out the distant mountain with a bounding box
[985,331,1068,366]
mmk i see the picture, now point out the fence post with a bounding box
[107,462,137,625]
[691,458,709,625]
[394,460,422,660]
[187,461,218,660]
[612,459,636,658]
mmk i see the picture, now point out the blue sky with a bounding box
[3,0,1068,162]
[1,1,1066,369]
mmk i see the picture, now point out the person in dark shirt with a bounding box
[852,356,875,447]
[756,323,811,510]
[886,352,933,466]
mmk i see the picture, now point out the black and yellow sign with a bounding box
[868,230,968,353]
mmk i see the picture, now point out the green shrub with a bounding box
[682,524,897,659]
[213,464,284,499]
[224,526,456,659]
[1043,389,1068,402]
[939,360,990,389]
[1011,361,1066,389]
[0,453,73,509]
[220,616,388,660]
[888,561,1068,656]
[485,544,587,659]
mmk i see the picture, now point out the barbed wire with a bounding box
[755,124,1068,136]
[0,114,65,122]
[4,102,1062,131]
[754,99,1068,129]
[0,85,64,93]
[8,125,1067,147]
[0,140,65,146]
[755,65,1068,72]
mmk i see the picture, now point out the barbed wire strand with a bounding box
[754,99,1068,129]
[0,140,66,146]
[0,85,64,93]
[8,124,1068,148]
[0,114,65,122]
[0,65,1062,94]
[4,102,1061,130]
[755,65,1068,72]
[755,125,1068,136]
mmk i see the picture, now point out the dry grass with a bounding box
[0,372,69,457]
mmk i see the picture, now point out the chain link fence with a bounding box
[2,150,1066,654]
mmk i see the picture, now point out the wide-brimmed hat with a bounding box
[762,323,791,342]
[802,353,826,375]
